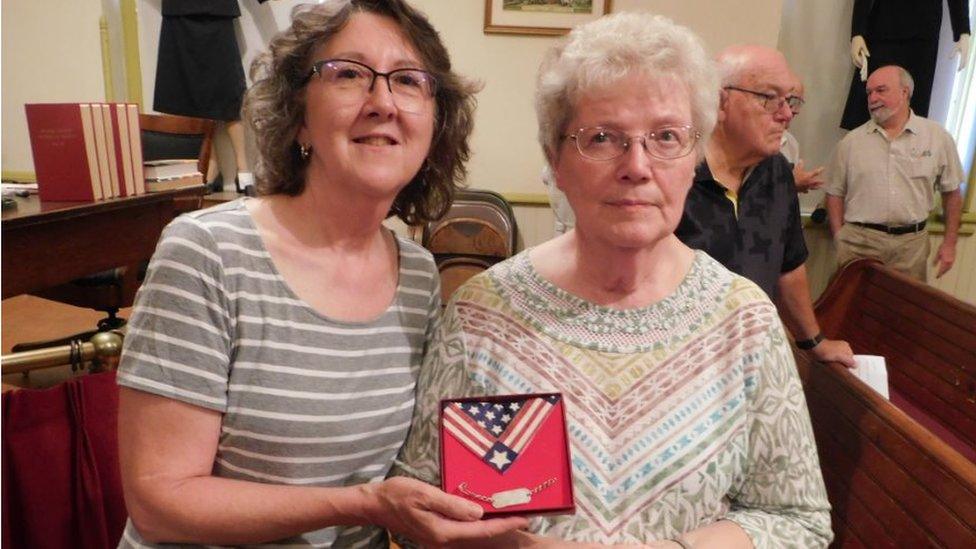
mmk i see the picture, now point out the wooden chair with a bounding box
[139,113,214,179]
[422,189,518,304]
[15,114,214,351]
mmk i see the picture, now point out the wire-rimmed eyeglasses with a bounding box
[724,86,802,114]
[305,58,437,114]
[564,126,701,161]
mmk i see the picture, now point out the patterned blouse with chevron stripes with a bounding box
[395,250,832,547]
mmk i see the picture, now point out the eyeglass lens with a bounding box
[312,59,435,113]
[572,127,698,160]
[765,94,802,113]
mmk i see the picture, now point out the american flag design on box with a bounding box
[442,395,560,473]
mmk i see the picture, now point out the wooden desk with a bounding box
[1,187,205,298]
[202,190,244,208]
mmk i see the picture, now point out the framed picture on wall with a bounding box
[484,0,613,36]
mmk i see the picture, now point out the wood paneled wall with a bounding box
[804,224,976,306]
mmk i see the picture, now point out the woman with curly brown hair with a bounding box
[114,1,526,547]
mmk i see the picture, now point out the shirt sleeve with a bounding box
[851,0,871,38]
[724,319,833,548]
[824,138,850,198]
[116,215,233,412]
[781,189,808,273]
[936,128,964,193]
[392,299,482,486]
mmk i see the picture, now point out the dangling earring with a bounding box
[299,142,312,160]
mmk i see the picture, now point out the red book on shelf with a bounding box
[24,103,104,201]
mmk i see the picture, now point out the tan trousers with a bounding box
[835,223,929,281]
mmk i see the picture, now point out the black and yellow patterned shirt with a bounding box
[675,155,808,299]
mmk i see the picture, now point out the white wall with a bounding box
[133,0,783,194]
[2,0,105,173]
[3,0,783,185]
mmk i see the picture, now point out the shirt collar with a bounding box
[903,110,922,134]
[694,158,759,191]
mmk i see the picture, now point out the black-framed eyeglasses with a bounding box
[563,126,701,161]
[305,58,437,114]
[724,86,802,114]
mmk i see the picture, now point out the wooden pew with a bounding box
[797,259,976,547]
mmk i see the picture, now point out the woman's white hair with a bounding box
[535,12,719,163]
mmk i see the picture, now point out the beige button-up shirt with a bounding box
[825,112,963,225]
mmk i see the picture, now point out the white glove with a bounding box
[955,33,970,71]
[851,35,870,81]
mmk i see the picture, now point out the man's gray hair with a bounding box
[535,12,719,163]
[894,65,915,97]
[716,49,754,88]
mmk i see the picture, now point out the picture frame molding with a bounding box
[483,0,614,36]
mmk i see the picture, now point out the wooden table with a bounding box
[2,186,205,299]
[202,190,244,208]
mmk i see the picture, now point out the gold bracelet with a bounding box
[669,537,693,549]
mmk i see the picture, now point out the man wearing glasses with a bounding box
[676,45,855,367]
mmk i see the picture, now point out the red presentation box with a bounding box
[439,393,575,517]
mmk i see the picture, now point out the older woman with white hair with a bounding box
[396,11,832,549]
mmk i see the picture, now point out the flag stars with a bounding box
[486,411,496,420]
[491,425,502,435]
[502,414,511,422]
[489,450,512,470]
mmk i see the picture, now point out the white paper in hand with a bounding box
[852,355,889,400]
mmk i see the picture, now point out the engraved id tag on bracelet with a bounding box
[491,487,532,509]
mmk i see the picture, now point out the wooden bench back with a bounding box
[815,259,976,449]
[796,351,976,547]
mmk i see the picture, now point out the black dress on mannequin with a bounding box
[154,0,254,121]
[840,0,970,130]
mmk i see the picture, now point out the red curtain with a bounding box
[2,371,126,548]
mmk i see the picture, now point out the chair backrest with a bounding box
[422,189,519,304]
[423,189,518,259]
[139,113,215,181]
[436,256,494,305]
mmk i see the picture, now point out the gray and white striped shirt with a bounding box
[117,199,440,548]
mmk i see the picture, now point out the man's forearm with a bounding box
[774,264,821,340]
[942,189,963,245]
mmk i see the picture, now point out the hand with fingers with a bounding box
[792,160,825,193]
[851,35,870,80]
[955,34,971,71]
[365,477,528,548]
[933,241,956,278]
[810,338,855,368]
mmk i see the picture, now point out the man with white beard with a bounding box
[825,65,963,280]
